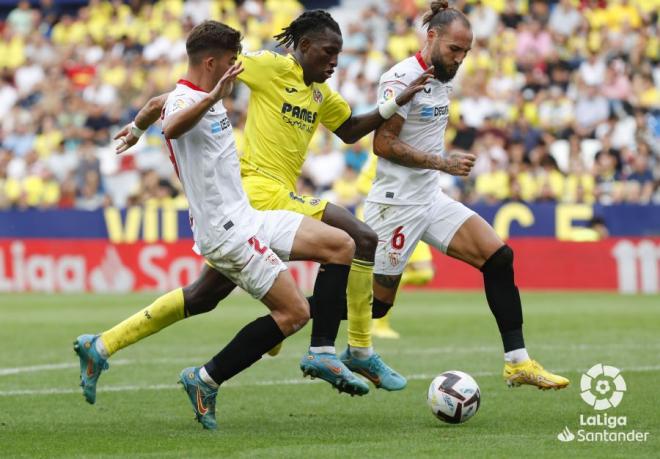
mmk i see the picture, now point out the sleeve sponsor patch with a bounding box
[383,87,396,101]
[171,98,188,112]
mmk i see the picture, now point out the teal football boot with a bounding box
[339,348,407,391]
[179,367,219,430]
[73,334,109,404]
[300,351,369,396]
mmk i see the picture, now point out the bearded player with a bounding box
[366,1,569,389]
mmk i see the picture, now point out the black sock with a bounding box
[372,298,393,318]
[306,295,315,318]
[480,245,525,352]
[310,264,350,347]
[204,315,285,384]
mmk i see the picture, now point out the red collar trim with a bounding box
[415,51,428,70]
[177,79,207,93]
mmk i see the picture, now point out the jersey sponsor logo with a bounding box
[281,103,318,123]
[313,88,323,103]
[285,87,298,93]
[419,104,449,121]
[281,103,318,133]
[423,87,431,94]
[308,198,321,206]
[383,87,395,101]
[210,116,231,134]
[394,72,406,78]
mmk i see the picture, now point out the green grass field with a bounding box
[1,291,658,458]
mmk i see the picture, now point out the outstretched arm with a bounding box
[373,114,475,176]
[162,63,243,139]
[333,68,433,144]
[114,93,169,154]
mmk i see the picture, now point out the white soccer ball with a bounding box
[427,370,481,424]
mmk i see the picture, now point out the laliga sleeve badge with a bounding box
[174,98,188,111]
[383,87,395,101]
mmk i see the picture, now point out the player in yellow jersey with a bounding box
[356,153,435,339]
[111,10,433,393]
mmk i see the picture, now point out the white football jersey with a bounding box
[163,80,262,255]
[367,53,451,205]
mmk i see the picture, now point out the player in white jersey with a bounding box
[74,21,371,431]
[364,1,569,390]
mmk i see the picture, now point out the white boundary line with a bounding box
[1,365,660,397]
[3,342,658,378]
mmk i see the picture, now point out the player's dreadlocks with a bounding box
[274,10,342,49]
[422,0,470,31]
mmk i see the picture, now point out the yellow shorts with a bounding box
[242,174,327,220]
[408,241,433,264]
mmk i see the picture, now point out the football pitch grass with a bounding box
[1,291,658,458]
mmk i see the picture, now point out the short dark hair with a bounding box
[422,0,471,32]
[186,20,242,64]
[273,10,341,49]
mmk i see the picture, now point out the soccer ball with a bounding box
[427,371,481,424]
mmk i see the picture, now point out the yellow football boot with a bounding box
[372,313,400,339]
[503,359,570,390]
[267,342,283,356]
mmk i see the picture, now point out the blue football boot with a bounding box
[179,367,219,430]
[73,334,109,404]
[300,351,369,396]
[339,348,407,391]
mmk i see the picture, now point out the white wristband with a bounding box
[378,98,400,119]
[130,121,145,138]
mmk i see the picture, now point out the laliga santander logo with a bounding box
[580,364,626,410]
[557,364,648,443]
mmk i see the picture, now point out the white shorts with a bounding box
[365,191,475,276]
[204,210,304,299]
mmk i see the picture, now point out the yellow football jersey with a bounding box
[237,51,352,190]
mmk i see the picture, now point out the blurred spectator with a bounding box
[515,19,553,67]
[303,139,345,191]
[0,76,19,119]
[3,123,35,157]
[469,1,499,42]
[75,170,105,210]
[548,0,583,37]
[7,1,34,36]
[624,153,654,203]
[538,86,574,137]
[345,142,368,173]
[574,84,610,138]
[47,140,78,182]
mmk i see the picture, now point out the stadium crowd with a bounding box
[0,0,658,211]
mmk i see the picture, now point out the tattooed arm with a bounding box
[373,114,476,176]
